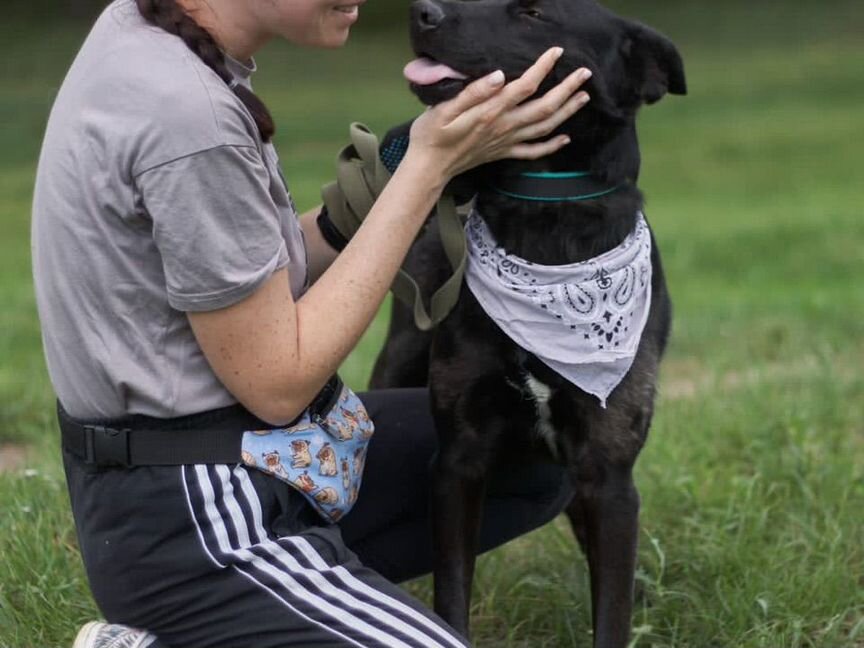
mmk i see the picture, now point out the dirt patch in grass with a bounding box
[661,354,860,401]
[0,443,30,473]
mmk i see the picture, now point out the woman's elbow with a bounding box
[238,376,323,427]
[245,403,304,427]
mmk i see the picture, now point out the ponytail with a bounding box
[136,0,276,142]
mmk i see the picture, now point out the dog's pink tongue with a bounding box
[403,57,469,85]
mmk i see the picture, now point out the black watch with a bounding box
[316,206,349,252]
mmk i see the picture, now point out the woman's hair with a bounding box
[135,0,276,142]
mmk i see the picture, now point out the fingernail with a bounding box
[580,68,593,81]
[561,136,571,145]
[487,70,505,86]
[553,47,564,58]
[578,92,590,104]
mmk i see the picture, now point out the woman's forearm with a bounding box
[290,153,445,386]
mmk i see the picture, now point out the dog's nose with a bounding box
[412,0,445,31]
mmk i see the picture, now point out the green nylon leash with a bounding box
[321,123,467,332]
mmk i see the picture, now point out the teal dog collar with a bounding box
[490,170,622,203]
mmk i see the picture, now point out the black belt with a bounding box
[60,376,343,468]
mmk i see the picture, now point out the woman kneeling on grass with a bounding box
[32,0,591,645]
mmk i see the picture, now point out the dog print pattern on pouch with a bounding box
[241,385,374,521]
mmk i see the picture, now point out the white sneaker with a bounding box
[73,622,158,648]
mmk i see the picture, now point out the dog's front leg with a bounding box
[575,464,640,648]
[564,428,641,648]
[562,395,652,648]
[429,362,511,638]
[431,455,488,637]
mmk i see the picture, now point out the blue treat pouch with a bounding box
[240,377,374,522]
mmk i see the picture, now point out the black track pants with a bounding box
[64,388,572,647]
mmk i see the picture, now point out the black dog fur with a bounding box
[370,1,686,645]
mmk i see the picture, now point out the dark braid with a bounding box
[136,0,275,142]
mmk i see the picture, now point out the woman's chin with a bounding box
[323,30,352,48]
[316,15,356,47]
[295,29,351,49]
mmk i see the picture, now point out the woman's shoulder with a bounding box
[57,0,262,174]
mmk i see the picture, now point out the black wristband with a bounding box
[316,206,350,252]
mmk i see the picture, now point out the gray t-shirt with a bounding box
[32,0,308,419]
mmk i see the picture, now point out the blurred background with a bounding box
[1,1,862,646]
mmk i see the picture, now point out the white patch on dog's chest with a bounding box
[525,374,559,454]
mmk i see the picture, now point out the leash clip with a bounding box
[83,425,131,467]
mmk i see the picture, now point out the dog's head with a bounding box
[405,0,685,180]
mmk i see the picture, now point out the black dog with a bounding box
[371,0,685,645]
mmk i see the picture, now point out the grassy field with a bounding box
[1,1,863,646]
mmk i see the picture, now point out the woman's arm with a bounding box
[187,152,445,424]
[187,49,591,424]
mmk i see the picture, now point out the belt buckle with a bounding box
[83,425,131,467]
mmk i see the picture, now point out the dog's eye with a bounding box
[515,0,543,20]
[519,7,543,19]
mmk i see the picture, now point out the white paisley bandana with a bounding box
[464,212,653,407]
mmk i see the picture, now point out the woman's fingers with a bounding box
[442,46,564,126]
[509,67,592,127]
[437,70,507,122]
[499,46,565,106]
[507,134,573,161]
[509,90,590,142]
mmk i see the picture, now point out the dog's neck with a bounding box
[471,122,644,266]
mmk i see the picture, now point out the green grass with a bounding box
[2,1,863,646]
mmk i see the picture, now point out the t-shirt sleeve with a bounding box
[135,144,289,312]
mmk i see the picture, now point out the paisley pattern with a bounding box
[464,212,653,406]
[240,385,374,522]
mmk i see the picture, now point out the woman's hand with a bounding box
[406,47,592,183]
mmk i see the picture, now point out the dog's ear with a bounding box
[621,22,687,105]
